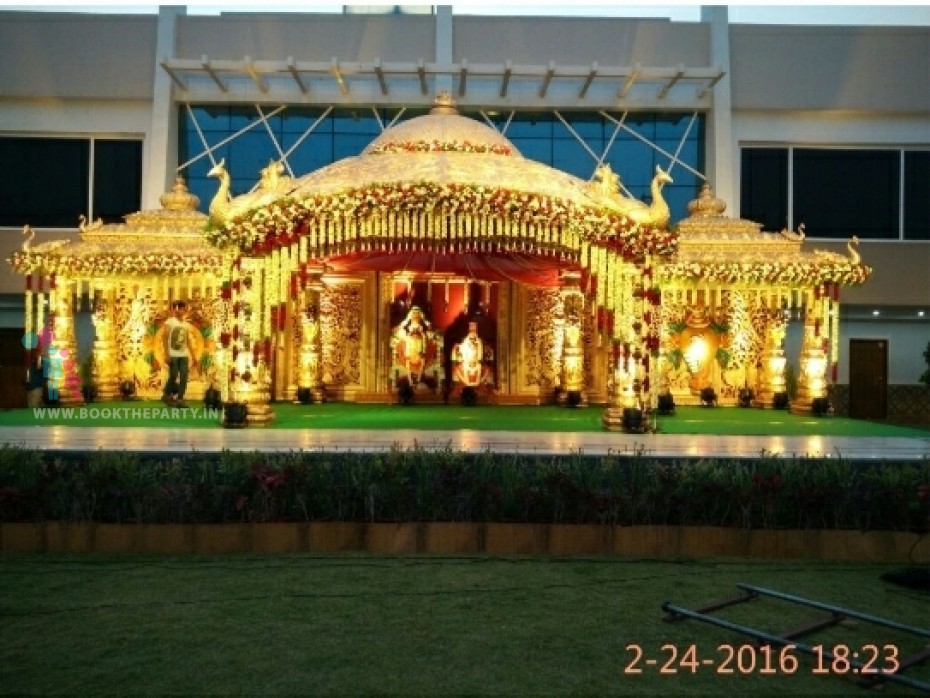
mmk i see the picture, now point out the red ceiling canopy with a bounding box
[321,250,579,287]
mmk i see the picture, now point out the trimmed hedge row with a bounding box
[0,446,927,531]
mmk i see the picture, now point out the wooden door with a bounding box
[0,328,26,408]
[848,339,888,420]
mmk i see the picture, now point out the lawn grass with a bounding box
[3,401,929,437]
[1,553,927,695]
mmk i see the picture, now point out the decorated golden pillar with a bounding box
[794,291,829,413]
[297,265,325,403]
[49,278,81,404]
[558,271,585,406]
[757,321,788,407]
[90,284,120,400]
[227,256,274,425]
[279,248,300,403]
[602,346,639,430]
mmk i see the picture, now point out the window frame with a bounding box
[0,135,143,229]
[740,144,929,241]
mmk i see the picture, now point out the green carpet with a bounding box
[2,401,929,437]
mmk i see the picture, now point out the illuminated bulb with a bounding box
[684,336,708,374]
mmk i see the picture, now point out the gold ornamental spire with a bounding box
[429,91,459,115]
[686,182,726,218]
[160,176,200,211]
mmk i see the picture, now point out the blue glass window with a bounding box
[179,106,705,223]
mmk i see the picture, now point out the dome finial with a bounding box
[160,175,200,211]
[430,91,459,116]
[686,182,726,218]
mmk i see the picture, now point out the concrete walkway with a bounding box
[2,425,928,460]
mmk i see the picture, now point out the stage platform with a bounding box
[0,402,928,460]
[1,424,929,461]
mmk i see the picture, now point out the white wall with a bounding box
[839,320,930,385]
[0,12,156,99]
[785,319,928,386]
[730,26,930,113]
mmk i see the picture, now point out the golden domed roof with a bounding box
[206,92,677,247]
[279,92,604,210]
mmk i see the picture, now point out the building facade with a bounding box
[1,6,927,414]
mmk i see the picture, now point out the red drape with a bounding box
[321,250,577,288]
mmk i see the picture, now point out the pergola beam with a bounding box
[331,57,349,95]
[201,55,227,93]
[459,58,468,97]
[286,56,308,94]
[500,60,512,98]
[539,60,555,99]
[578,61,598,99]
[417,58,428,95]
[160,58,187,90]
[618,63,640,99]
[244,55,268,94]
[374,58,389,96]
[697,69,726,99]
[159,57,724,105]
[658,63,686,100]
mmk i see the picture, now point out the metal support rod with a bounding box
[776,615,844,642]
[663,590,755,622]
[737,584,930,639]
[661,603,930,693]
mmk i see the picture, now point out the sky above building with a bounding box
[3,2,930,25]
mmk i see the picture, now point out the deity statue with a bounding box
[451,321,494,388]
[390,306,443,391]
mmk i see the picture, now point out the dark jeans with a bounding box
[163,357,190,400]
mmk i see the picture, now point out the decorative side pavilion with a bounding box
[10,179,227,404]
[657,185,869,412]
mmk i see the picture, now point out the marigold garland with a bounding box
[657,259,872,287]
[10,250,224,277]
[204,181,679,261]
[368,139,513,156]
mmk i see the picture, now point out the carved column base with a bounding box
[246,403,276,426]
[789,398,814,415]
[755,389,791,410]
[296,384,326,404]
[601,405,648,433]
[601,406,626,431]
[58,388,83,406]
[556,388,587,407]
[752,390,773,409]
[95,378,121,401]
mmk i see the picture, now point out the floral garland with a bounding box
[10,250,225,278]
[204,181,679,260]
[657,259,872,287]
[368,140,513,156]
